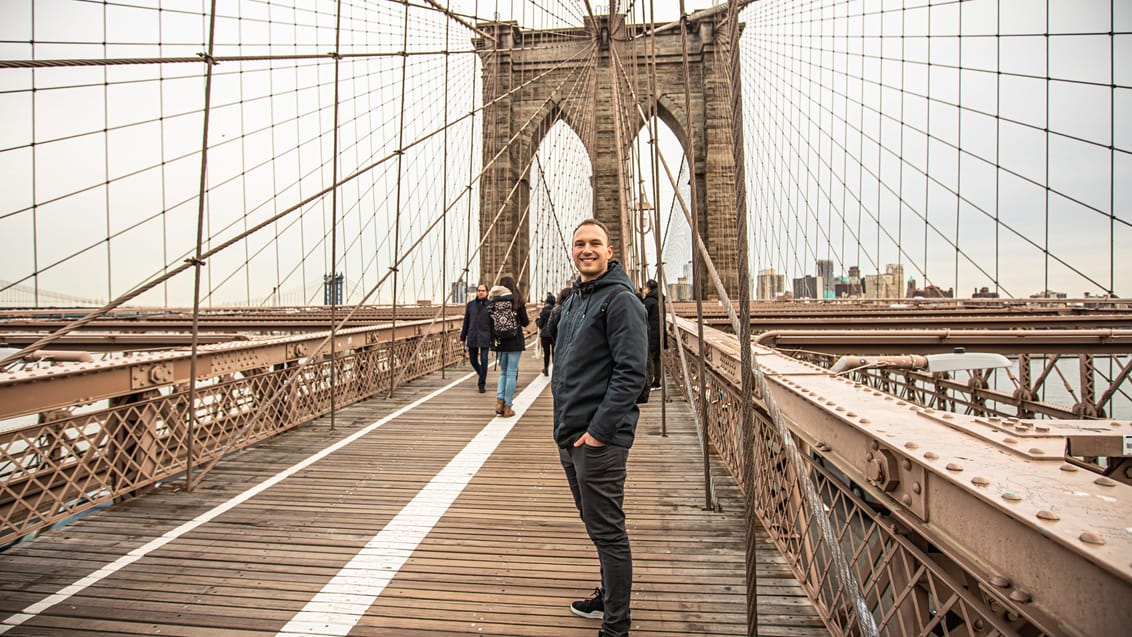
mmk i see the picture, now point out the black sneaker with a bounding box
[570,587,604,619]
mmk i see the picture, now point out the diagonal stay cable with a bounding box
[189,44,599,484]
[0,43,595,369]
[618,9,880,633]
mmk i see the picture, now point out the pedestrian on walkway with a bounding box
[545,286,572,352]
[642,280,661,388]
[551,218,648,637]
[488,276,528,418]
[536,292,556,375]
[460,283,492,393]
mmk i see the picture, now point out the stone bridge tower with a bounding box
[473,10,743,299]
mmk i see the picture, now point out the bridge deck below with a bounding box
[0,360,826,636]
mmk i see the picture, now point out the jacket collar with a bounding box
[573,260,633,297]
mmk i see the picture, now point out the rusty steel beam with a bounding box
[1,332,251,350]
[753,328,1132,355]
[671,316,1132,637]
[713,314,1132,331]
[0,307,471,332]
[670,298,1132,314]
[0,317,463,422]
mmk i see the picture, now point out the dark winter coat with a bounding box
[642,287,660,353]
[460,297,491,348]
[550,261,648,449]
[537,296,555,338]
[488,287,529,352]
[546,305,564,342]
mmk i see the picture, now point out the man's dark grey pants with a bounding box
[560,444,632,637]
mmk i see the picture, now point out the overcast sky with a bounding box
[0,0,1126,308]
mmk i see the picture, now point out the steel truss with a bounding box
[665,316,1132,637]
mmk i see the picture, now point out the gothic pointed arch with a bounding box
[474,11,743,299]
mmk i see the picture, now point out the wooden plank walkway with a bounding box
[0,355,827,637]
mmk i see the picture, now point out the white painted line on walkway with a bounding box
[275,372,549,636]
[0,371,481,635]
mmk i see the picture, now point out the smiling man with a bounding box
[550,218,648,637]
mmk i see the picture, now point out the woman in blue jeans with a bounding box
[488,276,529,417]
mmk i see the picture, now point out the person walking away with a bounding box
[642,280,661,388]
[552,218,647,637]
[460,283,492,393]
[536,292,556,375]
[545,286,572,355]
[488,276,528,417]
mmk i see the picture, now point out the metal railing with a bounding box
[0,318,464,546]
[664,316,1132,637]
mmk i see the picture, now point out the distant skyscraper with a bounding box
[792,275,822,299]
[667,276,693,302]
[757,268,786,299]
[862,264,905,299]
[450,279,468,304]
[816,259,833,297]
[323,273,344,305]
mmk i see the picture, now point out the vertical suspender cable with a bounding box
[389,1,411,398]
[30,2,39,307]
[328,0,345,431]
[464,0,482,309]
[1043,0,1050,295]
[724,2,756,632]
[995,0,1001,296]
[955,2,962,293]
[1109,0,1115,296]
[678,0,715,512]
[186,0,220,491]
[647,0,667,436]
[441,0,451,378]
[102,4,112,304]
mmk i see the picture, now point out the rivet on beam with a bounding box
[1008,590,1033,603]
[1079,531,1106,546]
[990,575,1012,588]
[1036,510,1060,521]
[971,476,990,486]
[1059,463,1079,472]
[1001,491,1022,502]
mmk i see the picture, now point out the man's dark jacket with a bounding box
[551,261,648,449]
[642,287,660,353]
[460,297,491,348]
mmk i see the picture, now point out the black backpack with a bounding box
[598,288,651,404]
[488,297,518,340]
